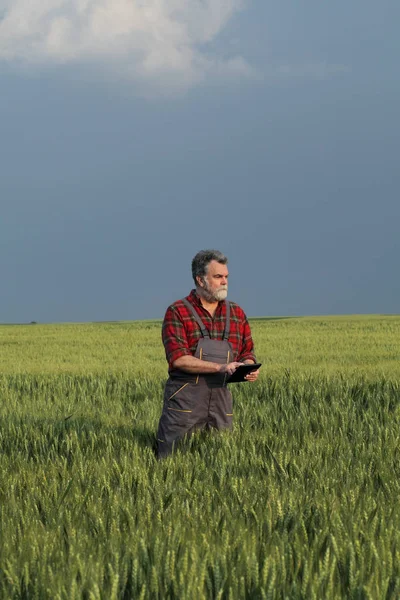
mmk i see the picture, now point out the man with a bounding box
[156,249,259,458]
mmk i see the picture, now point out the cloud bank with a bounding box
[0,0,257,91]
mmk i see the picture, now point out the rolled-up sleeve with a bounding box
[162,306,192,368]
[236,314,256,363]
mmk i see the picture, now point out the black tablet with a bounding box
[227,363,262,383]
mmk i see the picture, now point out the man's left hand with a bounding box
[244,366,260,382]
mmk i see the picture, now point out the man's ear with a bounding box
[196,276,204,288]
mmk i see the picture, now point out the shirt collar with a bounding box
[189,289,202,307]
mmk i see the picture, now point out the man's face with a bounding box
[198,260,229,302]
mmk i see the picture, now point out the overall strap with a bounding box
[182,298,210,338]
[223,300,231,341]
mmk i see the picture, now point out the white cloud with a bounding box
[0,0,257,92]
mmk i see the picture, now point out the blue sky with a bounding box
[1,0,399,323]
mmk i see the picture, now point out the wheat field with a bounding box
[1,315,399,599]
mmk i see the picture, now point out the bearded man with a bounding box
[156,249,259,458]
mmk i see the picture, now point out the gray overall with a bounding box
[156,299,234,458]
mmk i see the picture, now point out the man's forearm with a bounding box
[172,355,221,374]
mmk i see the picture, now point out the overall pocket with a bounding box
[202,353,227,361]
[165,381,194,414]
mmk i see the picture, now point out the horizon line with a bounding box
[1,313,399,327]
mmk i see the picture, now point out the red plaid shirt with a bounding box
[162,289,256,371]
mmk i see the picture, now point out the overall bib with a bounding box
[156,299,234,458]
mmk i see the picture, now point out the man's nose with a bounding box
[221,277,227,285]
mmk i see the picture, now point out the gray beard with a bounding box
[198,283,228,303]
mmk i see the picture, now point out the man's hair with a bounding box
[191,249,228,285]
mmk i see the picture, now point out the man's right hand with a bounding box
[219,362,243,376]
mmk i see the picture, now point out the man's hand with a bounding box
[219,362,243,376]
[243,360,260,382]
[245,368,259,382]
